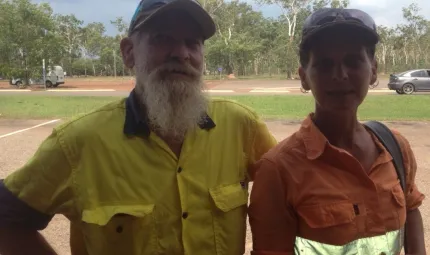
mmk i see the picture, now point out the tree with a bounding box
[81,22,106,76]
[111,17,130,76]
[0,0,63,84]
[55,14,83,76]
[0,0,428,79]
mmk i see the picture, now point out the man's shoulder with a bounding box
[209,98,259,120]
[54,98,126,135]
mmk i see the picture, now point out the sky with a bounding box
[33,0,430,35]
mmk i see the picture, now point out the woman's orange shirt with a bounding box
[249,115,425,255]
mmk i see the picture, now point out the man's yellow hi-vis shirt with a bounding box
[1,90,277,255]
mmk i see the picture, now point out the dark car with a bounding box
[388,69,430,94]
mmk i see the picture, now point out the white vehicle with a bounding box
[10,65,65,87]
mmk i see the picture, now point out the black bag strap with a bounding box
[363,120,408,253]
[364,121,407,190]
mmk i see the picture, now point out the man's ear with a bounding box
[120,37,135,69]
[370,59,378,85]
[298,67,310,90]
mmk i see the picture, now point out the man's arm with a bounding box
[0,180,58,255]
[0,228,57,255]
[0,129,74,255]
[247,116,277,180]
[249,159,296,255]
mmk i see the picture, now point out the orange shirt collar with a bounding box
[299,114,393,164]
[300,114,327,160]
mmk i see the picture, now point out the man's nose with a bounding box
[332,64,348,81]
[170,41,190,61]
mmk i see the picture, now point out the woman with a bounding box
[249,8,426,255]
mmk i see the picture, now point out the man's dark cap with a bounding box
[300,8,379,50]
[128,0,216,40]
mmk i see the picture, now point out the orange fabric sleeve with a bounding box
[392,130,425,211]
[249,158,297,255]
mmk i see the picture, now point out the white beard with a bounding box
[135,61,209,140]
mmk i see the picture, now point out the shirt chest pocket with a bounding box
[296,201,358,246]
[386,182,407,230]
[80,204,156,255]
[210,182,248,255]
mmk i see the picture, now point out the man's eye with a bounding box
[186,39,200,47]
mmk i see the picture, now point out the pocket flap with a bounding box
[82,204,155,226]
[391,184,406,207]
[297,202,356,228]
[209,183,248,212]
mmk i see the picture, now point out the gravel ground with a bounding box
[0,119,428,254]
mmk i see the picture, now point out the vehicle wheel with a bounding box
[402,83,415,94]
[46,81,53,88]
[15,81,22,86]
[396,89,404,94]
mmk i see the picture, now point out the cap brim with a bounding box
[131,0,216,40]
[300,21,379,49]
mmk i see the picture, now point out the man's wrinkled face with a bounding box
[121,10,208,140]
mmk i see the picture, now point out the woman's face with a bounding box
[299,34,377,114]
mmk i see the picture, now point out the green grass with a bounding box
[1,94,429,120]
[219,95,430,121]
[0,96,121,119]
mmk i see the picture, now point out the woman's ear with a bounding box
[370,59,378,85]
[299,67,310,90]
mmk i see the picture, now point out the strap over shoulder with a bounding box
[363,121,406,191]
[363,120,408,254]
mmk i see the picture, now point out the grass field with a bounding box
[1,94,430,120]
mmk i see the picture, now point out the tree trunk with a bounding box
[92,61,96,76]
[254,58,259,76]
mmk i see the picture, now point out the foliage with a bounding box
[0,0,428,79]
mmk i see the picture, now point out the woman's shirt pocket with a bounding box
[296,201,358,245]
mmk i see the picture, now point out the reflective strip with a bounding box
[294,229,403,255]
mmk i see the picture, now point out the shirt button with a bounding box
[182,212,188,219]
[177,167,182,173]
[116,226,123,233]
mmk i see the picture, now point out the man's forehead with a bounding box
[144,11,204,37]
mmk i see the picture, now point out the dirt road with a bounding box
[0,77,392,93]
[0,119,428,254]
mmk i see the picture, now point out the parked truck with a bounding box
[10,65,65,88]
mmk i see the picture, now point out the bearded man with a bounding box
[0,0,276,254]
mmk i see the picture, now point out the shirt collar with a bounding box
[123,89,216,137]
[300,114,328,160]
[300,114,393,164]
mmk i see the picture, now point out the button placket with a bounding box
[182,212,188,219]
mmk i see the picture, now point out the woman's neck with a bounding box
[312,109,363,149]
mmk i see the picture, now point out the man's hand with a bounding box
[0,229,57,255]
[406,208,426,255]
